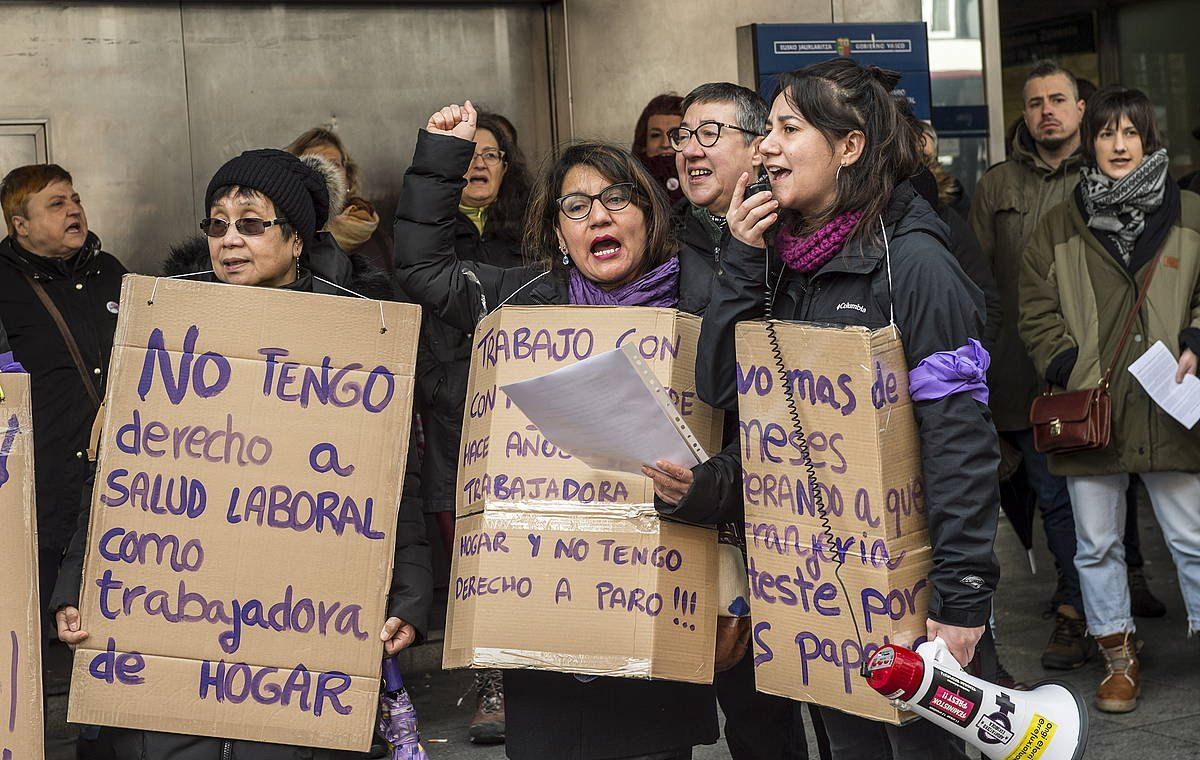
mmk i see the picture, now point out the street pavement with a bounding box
[47,503,1200,759]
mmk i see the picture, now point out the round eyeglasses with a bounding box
[667,121,763,152]
[556,182,635,221]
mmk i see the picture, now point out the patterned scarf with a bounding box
[1080,149,1170,265]
[568,257,680,307]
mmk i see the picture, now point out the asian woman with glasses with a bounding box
[51,147,432,760]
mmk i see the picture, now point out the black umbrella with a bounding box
[998,437,1037,573]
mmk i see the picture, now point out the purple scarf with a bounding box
[909,339,990,405]
[568,257,680,307]
[777,210,864,272]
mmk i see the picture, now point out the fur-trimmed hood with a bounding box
[299,152,348,216]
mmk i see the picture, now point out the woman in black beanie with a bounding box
[50,148,432,760]
[202,147,337,291]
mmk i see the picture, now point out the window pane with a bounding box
[933,0,951,32]
[1119,0,1200,180]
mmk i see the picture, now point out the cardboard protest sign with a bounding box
[69,275,420,752]
[444,306,722,684]
[0,374,45,760]
[735,321,932,723]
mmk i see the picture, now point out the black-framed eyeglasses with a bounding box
[667,121,763,151]
[556,182,636,221]
[472,149,506,167]
[200,217,287,237]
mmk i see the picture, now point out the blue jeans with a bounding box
[1067,472,1200,637]
[1004,430,1083,612]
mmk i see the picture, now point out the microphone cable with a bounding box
[760,241,870,679]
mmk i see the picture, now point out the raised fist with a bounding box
[426,100,478,142]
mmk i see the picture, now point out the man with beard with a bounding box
[971,62,1099,671]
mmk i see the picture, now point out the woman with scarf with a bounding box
[1019,85,1200,715]
[52,148,432,760]
[694,58,1000,760]
[413,110,528,556]
[286,127,394,274]
[410,109,530,746]
[393,100,718,760]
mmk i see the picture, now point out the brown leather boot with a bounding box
[1042,604,1096,669]
[1095,632,1140,713]
[467,669,506,744]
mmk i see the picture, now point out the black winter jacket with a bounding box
[415,213,522,512]
[49,262,431,760]
[912,168,1003,355]
[394,129,720,759]
[695,184,1001,628]
[656,201,745,527]
[0,233,125,608]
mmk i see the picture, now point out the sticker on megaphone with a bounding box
[865,638,1089,760]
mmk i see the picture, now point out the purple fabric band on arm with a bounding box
[908,339,990,405]
[0,352,25,374]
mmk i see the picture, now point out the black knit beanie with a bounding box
[204,148,329,244]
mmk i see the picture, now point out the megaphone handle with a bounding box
[919,636,964,672]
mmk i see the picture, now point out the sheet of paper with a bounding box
[500,346,708,475]
[1127,340,1200,429]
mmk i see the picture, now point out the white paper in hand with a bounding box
[1127,340,1200,429]
[500,344,708,475]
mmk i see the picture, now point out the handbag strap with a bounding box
[22,272,102,409]
[1100,251,1164,388]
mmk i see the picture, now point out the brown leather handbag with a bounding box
[714,616,751,673]
[1030,385,1111,454]
[1029,252,1161,454]
[714,527,751,672]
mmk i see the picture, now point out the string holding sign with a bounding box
[148,273,391,335]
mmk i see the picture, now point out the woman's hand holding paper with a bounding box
[642,460,695,506]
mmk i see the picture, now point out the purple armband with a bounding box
[0,352,25,374]
[908,339,989,404]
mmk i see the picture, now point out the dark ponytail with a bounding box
[866,65,901,91]
[773,58,923,239]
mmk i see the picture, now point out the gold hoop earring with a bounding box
[836,164,844,183]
